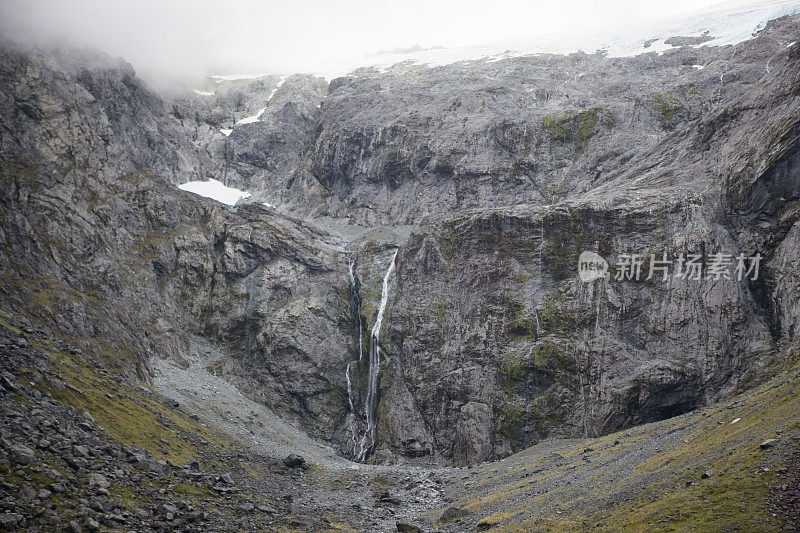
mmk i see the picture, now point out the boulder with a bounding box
[282,454,306,469]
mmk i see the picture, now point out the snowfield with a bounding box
[178,179,251,206]
[208,0,800,80]
[235,107,266,125]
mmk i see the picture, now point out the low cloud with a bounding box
[0,0,724,81]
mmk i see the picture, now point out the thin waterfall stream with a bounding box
[345,256,363,455]
[346,257,364,409]
[534,215,545,338]
[356,249,398,461]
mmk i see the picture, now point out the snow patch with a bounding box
[211,74,267,82]
[789,40,797,47]
[692,64,706,69]
[193,89,214,96]
[178,179,251,206]
[236,107,266,125]
[613,38,677,58]
[266,76,289,102]
[212,77,288,135]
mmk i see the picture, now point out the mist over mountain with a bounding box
[0,0,736,79]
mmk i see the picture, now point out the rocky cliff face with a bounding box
[1,12,799,468]
[370,20,800,462]
[0,45,354,444]
[1,44,204,379]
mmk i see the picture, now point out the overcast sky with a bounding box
[0,0,736,79]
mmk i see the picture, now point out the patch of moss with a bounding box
[173,482,212,497]
[109,483,147,511]
[542,107,603,148]
[496,401,526,442]
[536,290,572,335]
[582,471,783,532]
[543,110,574,142]
[574,108,601,146]
[128,225,188,263]
[477,509,519,529]
[0,309,22,335]
[0,462,25,487]
[18,275,102,312]
[40,351,232,467]
[64,336,137,373]
[500,350,528,381]
[532,338,568,370]
[118,172,145,187]
[507,300,537,339]
[539,208,602,280]
[652,92,683,130]
[540,178,565,204]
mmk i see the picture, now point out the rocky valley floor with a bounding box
[1,307,799,531]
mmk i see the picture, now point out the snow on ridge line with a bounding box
[207,0,800,80]
[454,0,800,62]
[178,179,251,206]
[211,74,269,82]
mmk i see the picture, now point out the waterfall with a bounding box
[344,361,359,455]
[533,308,542,338]
[345,256,363,455]
[356,249,398,461]
[345,361,355,413]
[345,256,364,415]
[534,215,545,338]
[349,257,364,364]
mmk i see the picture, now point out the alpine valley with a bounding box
[1,2,800,531]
